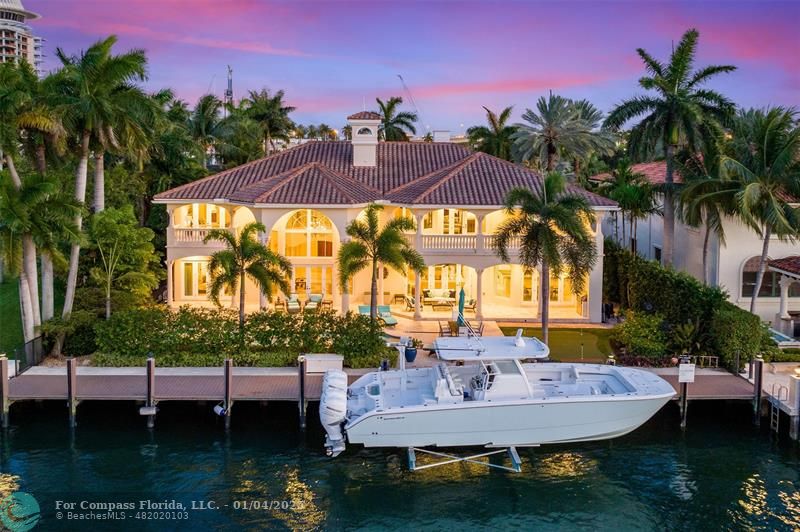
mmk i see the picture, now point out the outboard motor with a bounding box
[319,369,348,457]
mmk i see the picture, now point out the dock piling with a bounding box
[1,356,9,428]
[753,356,764,427]
[67,358,78,427]
[223,359,233,430]
[789,374,800,441]
[679,381,689,429]
[146,357,156,428]
[298,355,307,430]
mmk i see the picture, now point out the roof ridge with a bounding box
[311,163,382,199]
[246,161,320,200]
[413,152,483,203]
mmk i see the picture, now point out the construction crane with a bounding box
[397,74,425,135]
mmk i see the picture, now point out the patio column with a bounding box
[166,260,174,306]
[414,212,423,251]
[779,275,793,319]
[587,213,606,323]
[476,268,484,319]
[259,231,267,310]
[414,273,421,319]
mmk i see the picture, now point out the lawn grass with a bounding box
[0,280,23,355]
[500,326,613,362]
[0,278,65,357]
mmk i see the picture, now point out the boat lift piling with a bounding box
[298,355,307,430]
[139,357,157,428]
[753,356,764,427]
[67,358,79,427]
[223,358,233,430]
[0,356,9,428]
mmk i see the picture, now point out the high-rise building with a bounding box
[0,0,42,73]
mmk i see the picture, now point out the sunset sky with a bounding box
[28,0,800,133]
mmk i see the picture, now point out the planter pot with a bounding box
[404,347,418,363]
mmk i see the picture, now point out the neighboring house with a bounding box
[153,111,617,322]
[590,161,800,328]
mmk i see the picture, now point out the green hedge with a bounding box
[609,311,668,358]
[772,348,800,363]
[604,240,725,327]
[709,302,776,371]
[94,306,393,368]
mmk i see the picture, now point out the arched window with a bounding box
[284,209,334,257]
[743,257,800,297]
[175,204,230,228]
[357,127,372,135]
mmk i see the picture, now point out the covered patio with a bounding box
[769,256,800,339]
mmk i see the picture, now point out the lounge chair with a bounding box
[405,296,416,312]
[376,305,398,327]
[464,298,477,313]
[305,293,323,311]
[286,294,302,314]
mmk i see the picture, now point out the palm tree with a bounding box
[467,106,515,160]
[493,172,598,344]
[604,28,737,267]
[597,161,658,247]
[189,94,225,169]
[569,99,615,178]
[717,108,800,312]
[204,222,292,331]
[678,145,734,284]
[241,88,295,155]
[375,96,417,141]
[338,204,425,319]
[512,92,614,172]
[53,35,149,321]
[0,60,62,329]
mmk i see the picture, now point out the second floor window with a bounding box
[285,209,334,258]
[175,204,230,228]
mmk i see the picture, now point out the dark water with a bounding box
[0,401,798,531]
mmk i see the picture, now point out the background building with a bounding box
[0,0,42,73]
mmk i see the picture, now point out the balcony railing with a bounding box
[418,234,520,253]
[174,227,228,243]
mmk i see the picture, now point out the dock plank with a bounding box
[659,374,754,400]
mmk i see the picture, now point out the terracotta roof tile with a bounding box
[346,111,381,120]
[154,141,615,208]
[769,256,800,277]
[590,161,683,185]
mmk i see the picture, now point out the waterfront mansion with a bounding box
[154,112,617,322]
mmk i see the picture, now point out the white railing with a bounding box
[483,235,521,250]
[174,227,220,243]
[421,234,477,250]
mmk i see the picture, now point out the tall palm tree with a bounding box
[604,28,737,267]
[717,108,800,312]
[678,145,734,284]
[597,161,657,247]
[204,222,292,331]
[376,96,417,141]
[338,204,425,319]
[0,60,62,329]
[493,172,598,344]
[241,88,296,155]
[53,35,149,321]
[569,99,615,178]
[512,92,614,172]
[467,106,515,160]
[189,94,225,169]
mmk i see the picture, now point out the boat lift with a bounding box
[406,446,523,473]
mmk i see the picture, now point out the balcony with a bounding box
[172,227,230,246]
[418,234,520,255]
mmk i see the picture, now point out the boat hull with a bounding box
[345,395,672,448]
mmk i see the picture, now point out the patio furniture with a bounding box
[405,296,416,312]
[376,305,398,327]
[432,301,453,312]
[438,320,453,337]
[422,289,456,306]
[285,294,302,314]
[463,298,477,313]
[393,293,406,305]
[321,299,333,310]
[305,293,323,311]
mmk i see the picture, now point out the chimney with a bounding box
[347,111,381,167]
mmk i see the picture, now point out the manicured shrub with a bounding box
[609,311,668,358]
[94,306,390,367]
[39,310,98,357]
[709,302,774,371]
[603,240,725,328]
[772,348,800,363]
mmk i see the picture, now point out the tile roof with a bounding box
[228,162,381,205]
[769,256,800,277]
[590,161,683,185]
[154,141,616,208]
[346,111,381,120]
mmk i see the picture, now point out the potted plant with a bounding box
[404,338,424,363]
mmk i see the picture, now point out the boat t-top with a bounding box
[320,330,675,468]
